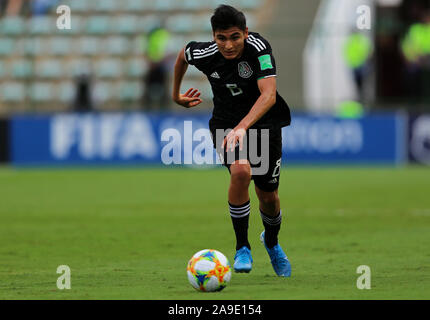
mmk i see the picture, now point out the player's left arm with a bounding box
[238,77,277,130]
[222,77,276,151]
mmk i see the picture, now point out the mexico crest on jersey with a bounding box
[238,61,253,78]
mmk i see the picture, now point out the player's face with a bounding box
[213,27,249,60]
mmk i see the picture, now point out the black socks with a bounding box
[229,200,251,250]
[229,200,283,250]
[260,209,282,248]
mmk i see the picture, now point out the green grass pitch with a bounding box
[0,166,429,299]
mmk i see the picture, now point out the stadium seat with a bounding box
[28,16,53,35]
[126,58,148,78]
[11,60,33,79]
[12,39,26,57]
[166,14,194,33]
[35,60,63,79]
[0,17,25,35]
[164,35,187,56]
[0,38,14,56]
[210,0,228,9]
[22,38,46,56]
[93,0,118,12]
[86,16,111,34]
[78,37,100,56]
[239,0,261,10]
[58,82,75,103]
[154,0,174,12]
[29,83,54,102]
[117,81,142,101]
[93,82,113,102]
[246,13,257,29]
[67,59,92,77]
[131,35,146,55]
[193,34,213,43]
[193,14,213,33]
[1,83,26,101]
[66,0,90,12]
[164,0,185,10]
[105,37,130,56]
[95,59,123,78]
[183,0,211,11]
[0,61,4,77]
[125,0,149,12]
[114,15,139,34]
[184,64,202,77]
[49,37,72,56]
[139,15,162,34]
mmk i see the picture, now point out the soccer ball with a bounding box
[187,249,232,292]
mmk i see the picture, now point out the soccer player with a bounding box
[172,5,292,277]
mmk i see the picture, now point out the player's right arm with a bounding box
[172,46,202,108]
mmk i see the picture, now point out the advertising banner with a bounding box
[10,112,406,166]
[282,113,406,165]
[409,114,430,165]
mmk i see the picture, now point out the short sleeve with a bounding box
[255,52,277,80]
[184,41,217,67]
[184,41,196,65]
[246,34,277,80]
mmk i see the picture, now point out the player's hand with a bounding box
[222,127,247,152]
[173,88,203,108]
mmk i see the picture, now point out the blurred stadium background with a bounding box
[0,0,429,300]
[0,0,429,165]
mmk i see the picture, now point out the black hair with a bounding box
[210,5,247,32]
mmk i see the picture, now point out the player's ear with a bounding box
[244,27,249,39]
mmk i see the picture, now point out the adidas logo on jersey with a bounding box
[268,178,278,184]
[210,71,220,79]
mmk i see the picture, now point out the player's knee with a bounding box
[230,164,251,186]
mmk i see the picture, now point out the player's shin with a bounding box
[229,200,251,250]
[260,209,282,248]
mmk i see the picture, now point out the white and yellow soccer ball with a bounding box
[187,249,232,292]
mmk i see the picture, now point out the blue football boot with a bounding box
[260,231,291,277]
[233,246,253,273]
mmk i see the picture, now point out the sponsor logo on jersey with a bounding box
[238,61,253,78]
[210,71,220,79]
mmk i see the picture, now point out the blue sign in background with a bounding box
[11,113,215,166]
[282,113,406,164]
[10,112,406,166]
[408,114,430,165]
